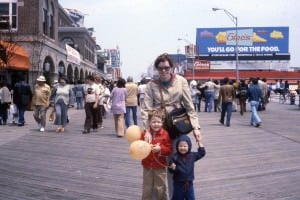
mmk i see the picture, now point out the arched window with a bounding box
[42,0,48,35]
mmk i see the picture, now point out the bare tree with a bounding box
[0,22,19,73]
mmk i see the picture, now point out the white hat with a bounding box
[37,75,46,82]
[190,80,197,86]
[53,79,58,84]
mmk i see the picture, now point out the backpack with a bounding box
[239,86,247,98]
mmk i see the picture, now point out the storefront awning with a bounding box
[0,40,29,71]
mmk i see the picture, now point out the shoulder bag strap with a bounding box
[158,86,165,109]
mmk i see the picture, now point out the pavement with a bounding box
[0,97,299,199]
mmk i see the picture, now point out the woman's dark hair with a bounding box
[116,78,126,88]
[86,75,95,81]
[154,53,173,68]
[59,76,68,83]
[223,77,229,84]
[252,78,258,84]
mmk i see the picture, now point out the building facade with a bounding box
[0,0,99,87]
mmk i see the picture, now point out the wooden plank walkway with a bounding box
[0,100,299,200]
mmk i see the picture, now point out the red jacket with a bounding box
[141,128,172,169]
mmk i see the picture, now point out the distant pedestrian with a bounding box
[213,80,221,112]
[138,78,147,108]
[190,80,200,112]
[110,78,127,137]
[141,109,172,200]
[125,76,138,128]
[201,78,218,112]
[0,81,12,125]
[95,76,105,129]
[218,77,235,127]
[73,80,84,109]
[50,76,73,133]
[169,135,206,200]
[12,76,32,126]
[32,75,51,132]
[99,80,111,121]
[247,78,264,127]
[82,75,100,134]
[237,79,248,115]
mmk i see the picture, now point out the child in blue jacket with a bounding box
[169,135,206,200]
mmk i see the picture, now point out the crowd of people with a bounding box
[1,53,300,199]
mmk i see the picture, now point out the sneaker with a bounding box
[40,127,45,132]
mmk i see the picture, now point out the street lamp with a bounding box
[212,8,239,81]
[178,38,195,80]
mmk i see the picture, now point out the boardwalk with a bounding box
[0,100,299,200]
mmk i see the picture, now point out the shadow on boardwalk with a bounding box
[0,102,299,200]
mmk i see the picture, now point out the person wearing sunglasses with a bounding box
[141,53,203,198]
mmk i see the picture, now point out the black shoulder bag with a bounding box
[159,87,193,139]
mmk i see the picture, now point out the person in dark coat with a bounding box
[13,75,32,126]
[169,135,206,200]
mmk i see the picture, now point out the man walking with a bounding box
[32,75,51,132]
[13,75,33,126]
[218,77,235,127]
[125,76,138,128]
[247,78,264,127]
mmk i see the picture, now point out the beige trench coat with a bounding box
[141,74,200,130]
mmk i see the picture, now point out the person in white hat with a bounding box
[31,75,51,132]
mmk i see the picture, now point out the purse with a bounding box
[159,87,193,139]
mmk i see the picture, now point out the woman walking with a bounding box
[110,78,127,137]
[50,76,73,133]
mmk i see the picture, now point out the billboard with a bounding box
[196,27,289,60]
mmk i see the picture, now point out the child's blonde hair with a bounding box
[148,109,165,122]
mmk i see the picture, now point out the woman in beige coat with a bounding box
[141,53,203,199]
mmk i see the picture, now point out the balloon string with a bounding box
[152,152,168,168]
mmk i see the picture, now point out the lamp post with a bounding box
[178,38,195,80]
[212,8,239,81]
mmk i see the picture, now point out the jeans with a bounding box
[17,104,26,125]
[205,91,214,112]
[76,97,83,109]
[54,100,68,127]
[220,102,233,126]
[250,100,262,125]
[125,106,137,128]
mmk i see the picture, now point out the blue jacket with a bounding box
[169,135,206,182]
[247,85,264,102]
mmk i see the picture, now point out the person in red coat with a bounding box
[141,109,172,200]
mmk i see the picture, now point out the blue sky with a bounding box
[59,0,300,81]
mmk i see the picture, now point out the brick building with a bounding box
[0,0,99,87]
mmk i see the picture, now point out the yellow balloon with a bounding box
[125,125,142,143]
[129,140,152,160]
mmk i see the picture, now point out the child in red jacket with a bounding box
[141,109,172,200]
